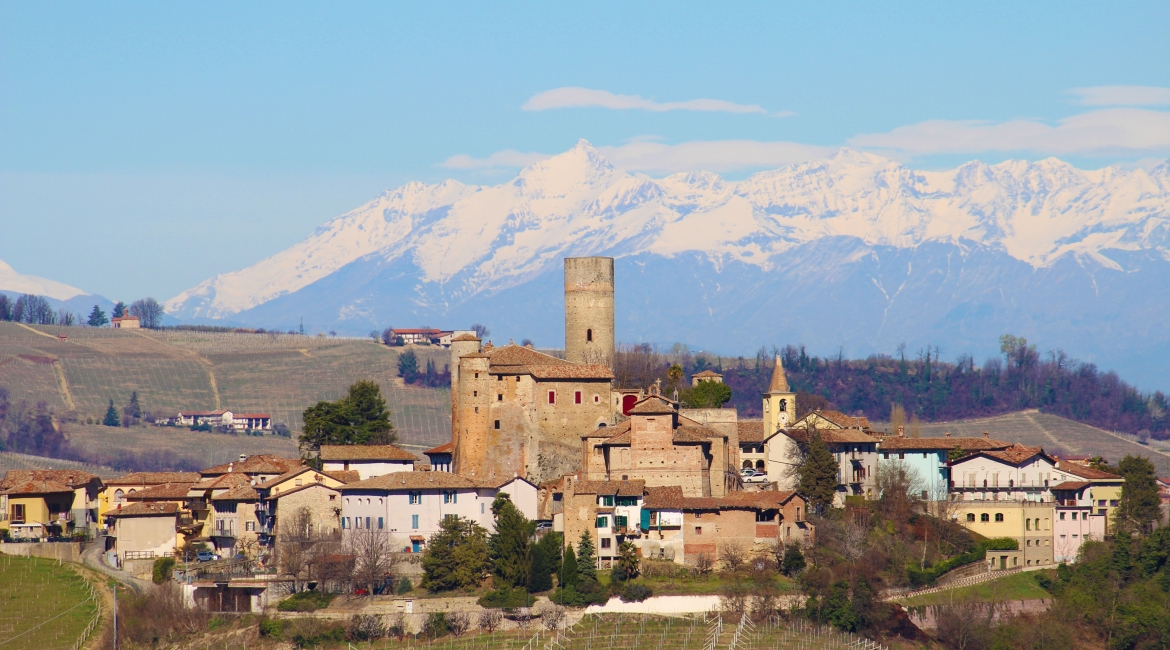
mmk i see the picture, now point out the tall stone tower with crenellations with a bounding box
[564,257,615,369]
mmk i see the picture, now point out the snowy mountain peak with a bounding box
[0,259,87,301]
[166,145,1170,321]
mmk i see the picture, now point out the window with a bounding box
[615,515,628,528]
[586,329,593,342]
[365,517,371,529]
[796,507,802,522]
[594,395,600,403]
[600,537,611,549]
[329,494,336,501]
[596,516,609,528]
[1070,512,1077,520]
[494,420,500,430]
[981,513,990,522]
[246,521,255,532]
[995,513,1004,522]
[967,513,976,522]
[1027,539,1032,547]
[899,453,905,460]
[412,515,419,529]
[695,526,702,535]
[474,373,479,378]
[1059,512,1066,520]
[883,453,889,459]
[548,391,556,404]
[114,489,125,503]
[755,510,774,522]
[473,391,477,397]
[378,517,384,529]
[695,512,702,519]
[481,503,485,514]
[409,491,422,504]
[600,496,614,507]
[341,517,348,529]
[1098,500,1106,506]
[1109,500,1119,507]
[497,394,503,401]
[575,391,582,404]
[443,491,457,504]
[616,496,637,506]
[1026,519,1031,531]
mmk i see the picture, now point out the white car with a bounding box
[740,469,769,484]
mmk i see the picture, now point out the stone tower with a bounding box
[448,333,482,451]
[762,355,796,434]
[564,257,615,368]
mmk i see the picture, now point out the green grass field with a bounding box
[897,570,1052,608]
[0,323,455,457]
[0,555,100,650]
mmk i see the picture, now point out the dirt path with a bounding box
[80,538,151,596]
[131,330,222,408]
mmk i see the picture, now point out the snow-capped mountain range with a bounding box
[165,141,1170,390]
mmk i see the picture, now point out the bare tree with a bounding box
[278,507,315,591]
[541,605,565,631]
[718,541,748,572]
[129,297,165,329]
[613,343,666,389]
[347,526,398,595]
[448,611,472,637]
[841,508,874,564]
[478,608,503,633]
[875,460,925,523]
[694,551,715,577]
[936,599,998,650]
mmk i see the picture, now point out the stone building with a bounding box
[564,257,614,368]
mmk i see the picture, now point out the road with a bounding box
[80,537,152,595]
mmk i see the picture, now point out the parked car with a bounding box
[741,470,770,484]
[196,551,220,562]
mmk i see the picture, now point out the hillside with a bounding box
[0,322,454,456]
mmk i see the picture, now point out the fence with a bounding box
[885,566,1024,602]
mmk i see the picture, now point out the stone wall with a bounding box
[564,257,614,368]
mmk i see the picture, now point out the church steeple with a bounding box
[761,355,796,433]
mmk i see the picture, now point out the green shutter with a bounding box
[640,509,651,531]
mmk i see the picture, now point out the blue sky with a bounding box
[2,2,1169,301]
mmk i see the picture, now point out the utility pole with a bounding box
[112,584,118,650]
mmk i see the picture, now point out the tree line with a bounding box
[0,294,165,328]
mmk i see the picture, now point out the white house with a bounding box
[339,472,537,553]
[319,445,419,480]
[949,444,1058,502]
[173,410,271,431]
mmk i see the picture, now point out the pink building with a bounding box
[1051,480,1107,563]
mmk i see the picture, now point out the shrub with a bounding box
[152,557,175,584]
[289,619,345,647]
[259,618,287,638]
[619,583,653,602]
[396,576,413,594]
[478,586,531,608]
[907,537,1022,586]
[347,614,385,641]
[277,590,336,612]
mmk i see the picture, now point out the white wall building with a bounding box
[950,445,1058,502]
[319,445,419,480]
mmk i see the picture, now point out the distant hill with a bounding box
[911,410,1170,476]
[0,323,454,455]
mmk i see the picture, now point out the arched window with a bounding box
[586,329,593,342]
[743,460,753,469]
[1026,518,1031,530]
[980,513,989,522]
[114,489,125,503]
[966,513,975,522]
[756,460,765,470]
[995,513,1004,522]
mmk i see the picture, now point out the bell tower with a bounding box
[762,355,796,433]
[564,257,615,368]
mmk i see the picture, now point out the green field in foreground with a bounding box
[898,570,1052,607]
[0,555,99,650]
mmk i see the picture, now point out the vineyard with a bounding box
[0,322,455,452]
[0,555,101,650]
[0,450,118,478]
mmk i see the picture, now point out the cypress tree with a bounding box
[576,531,598,582]
[559,543,579,588]
[103,400,120,427]
[86,305,108,327]
[797,431,839,515]
[488,494,534,587]
[528,543,552,593]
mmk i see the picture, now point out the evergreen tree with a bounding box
[528,543,553,593]
[613,541,640,581]
[782,544,806,577]
[1117,455,1163,534]
[299,380,395,451]
[123,391,142,425]
[112,302,125,318]
[559,543,579,588]
[421,516,490,592]
[102,400,120,427]
[398,350,420,384]
[86,305,108,327]
[797,431,839,515]
[488,494,534,587]
[576,531,598,582]
[680,380,732,408]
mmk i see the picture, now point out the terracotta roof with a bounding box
[692,370,722,378]
[256,465,315,488]
[572,480,645,497]
[200,455,301,477]
[424,442,454,455]
[767,356,790,393]
[266,482,341,501]
[341,472,483,491]
[1,470,99,490]
[190,473,252,492]
[451,333,480,342]
[981,444,1048,465]
[809,410,872,430]
[643,486,800,511]
[2,480,74,495]
[674,425,723,443]
[599,430,631,446]
[627,395,676,415]
[642,486,685,509]
[1058,463,1122,480]
[328,470,362,483]
[212,484,260,501]
[125,482,196,500]
[737,421,767,443]
[523,364,613,380]
[583,421,630,439]
[1051,481,1091,491]
[488,344,571,367]
[783,428,879,445]
[879,436,1012,451]
[106,502,179,517]
[106,472,201,486]
[478,475,537,490]
[318,445,418,462]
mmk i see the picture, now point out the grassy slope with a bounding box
[0,451,118,478]
[897,570,1051,607]
[0,555,99,650]
[0,323,454,458]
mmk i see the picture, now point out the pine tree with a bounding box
[86,305,108,327]
[102,400,120,427]
[1117,455,1163,534]
[421,516,490,592]
[559,543,579,588]
[797,431,839,515]
[112,302,125,318]
[576,531,598,582]
[528,543,552,593]
[123,391,142,425]
[782,544,806,577]
[488,494,534,588]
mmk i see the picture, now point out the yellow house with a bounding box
[0,470,103,539]
[953,499,1055,566]
[1056,462,1124,532]
[100,471,201,519]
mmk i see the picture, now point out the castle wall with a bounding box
[564,257,614,368]
[630,416,711,497]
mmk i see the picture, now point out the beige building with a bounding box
[319,445,418,479]
[101,471,201,519]
[0,470,103,539]
[111,314,140,329]
[953,499,1055,566]
[106,502,180,562]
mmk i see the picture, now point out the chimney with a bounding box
[983,431,989,439]
[897,426,905,437]
[239,454,247,462]
[228,463,233,473]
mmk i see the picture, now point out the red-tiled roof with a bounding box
[737,421,767,443]
[524,364,614,380]
[318,445,418,462]
[879,436,1012,451]
[200,455,301,477]
[643,486,800,511]
[572,480,645,496]
[783,428,879,445]
[451,333,480,342]
[1058,463,1122,480]
[1,470,99,490]
[266,481,341,501]
[190,473,252,492]
[767,356,790,393]
[981,444,1048,465]
[692,370,722,378]
[125,483,195,500]
[341,472,482,491]
[424,442,454,455]
[674,425,723,443]
[627,396,676,415]
[106,472,201,486]
[582,421,630,439]
[487,344,570,367]
[1051,481,1091,491]
[810,410,872,430]
[2,480,74,495]
[599,430,631,446]
[212,484,260,501]
[106,502,179,517]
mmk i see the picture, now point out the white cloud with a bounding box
[1070,85,1170,107]
[440,149,551,171]
[848,108,1170,156]
[440,139,831,175]
[522,87,769,115]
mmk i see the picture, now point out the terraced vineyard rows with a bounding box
[0,555,101,650]
[0,451,118,477]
